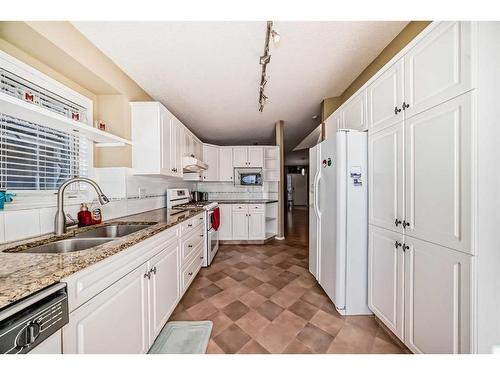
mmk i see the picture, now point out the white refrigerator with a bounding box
[309,130,371,316]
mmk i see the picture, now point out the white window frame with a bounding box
[0,50,94,208]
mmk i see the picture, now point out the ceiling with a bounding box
[72,21,408,165]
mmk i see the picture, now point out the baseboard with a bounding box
[220,240,265,245]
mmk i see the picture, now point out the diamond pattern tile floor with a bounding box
[168,207,405,354]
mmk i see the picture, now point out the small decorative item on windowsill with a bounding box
[0,191,16,210]
[94,120,109,132]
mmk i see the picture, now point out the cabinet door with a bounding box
[219,147,234,182]
[63,264,149,354]
[184,131,195,157]
[368,59,404,132]
[159,110,174,176]
[174,121,184,177]
[248,212,265,240]
[218,204,232,240]
[404,22,472,118]
[405,93,472,253]
[325,112,340,139]
[202,145,219,181]
[233,147,248,167]
[248,147,264,168]
[232,211,249,240]
[368,226,405,340]
[148,242,180,345]
[368,122,405,233]
[404,236,472,353]
[194,139,203,161]
[342,90,367,131]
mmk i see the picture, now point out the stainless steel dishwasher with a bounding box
[0,283,69,354]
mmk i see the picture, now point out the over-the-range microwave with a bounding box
[239,172,263,186]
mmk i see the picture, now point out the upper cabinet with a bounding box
[341,90,367,131]
[233,146,264,168]
[219,147,234,182]
[404,22,472,119]
[324,111,341,139]
[368,59,404,132]
[202,144,219,181]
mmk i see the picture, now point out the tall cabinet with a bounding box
[365,21,476,354]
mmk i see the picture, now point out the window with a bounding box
[0,113,89,191]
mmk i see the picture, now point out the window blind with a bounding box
[0,113,88,191]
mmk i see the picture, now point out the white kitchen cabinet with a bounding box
[404,21,472,119]
[194,138,203,161]
[219,147,234,182]
[248,211,265,240]
[218,204,233,240]
[405,93,472,254]
[232,147,248,167]
[231,210,249,240]
[171,118,184,177]
[63,262,150,354]
[341,90,367,131]
[368,225,405,340]
[232,146,263,168]
[368,121,405,233]
[263,146,280,182]
[184,130,195,157]
[325,111,341,139]
[404,236,472,354]
[202,144,219,181]
[30,331,62,354]
[159,107,174,176]
[368,59,404,132]
[147,242,180,345]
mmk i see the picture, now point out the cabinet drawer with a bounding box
[181,247,203,293]
[180,214,204,236]
[232,204,248,212]
[248,204,265,212]
[181,227,204,265]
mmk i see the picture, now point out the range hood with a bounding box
[183,156,208,172]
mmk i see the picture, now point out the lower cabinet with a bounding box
[232,210,249,240]
[368,225,472,353]
[63,239,180,354]
[218,204,232,240]
[231,204,266,240]
[248,211,265,240]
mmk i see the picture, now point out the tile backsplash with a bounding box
[0,168,194,243]
[195,181,279,201]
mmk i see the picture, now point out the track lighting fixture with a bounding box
[258,21,279,112]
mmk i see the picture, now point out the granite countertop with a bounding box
[215,199,278,204]
[0,207,204,311]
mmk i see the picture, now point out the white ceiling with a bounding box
[72,21,408,164]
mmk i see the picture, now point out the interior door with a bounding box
[368,225,405,340]
[148,243,180,346]
[405,93,472,254]
[404,21,472,119]
[248,147,264,167]
[291,174,308,206]
[232,147,248,167]
[404,236,472,353]
[342,90,367,131]
[219,147,234,182]
[368,121,405,233]
[231,210,248,240]
[62,263,149,354]
[368,59,404,132]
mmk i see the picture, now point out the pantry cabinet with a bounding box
[367,59,404,132]
[404,22,472,119]
[368,226,404,340]
[219,147,234,182]
[404,236,472,354]
[404,93,472,254]
[202,144,219,181]
[368,121,405,233]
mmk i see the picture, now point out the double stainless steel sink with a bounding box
[18,224,153,254]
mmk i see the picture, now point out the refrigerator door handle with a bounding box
[314,170,321,218]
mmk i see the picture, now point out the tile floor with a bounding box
[169,207,405,354]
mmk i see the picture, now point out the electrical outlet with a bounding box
[138,188,147,199]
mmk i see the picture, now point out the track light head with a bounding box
[259,55,271,65]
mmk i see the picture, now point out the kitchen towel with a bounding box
[212,207,220,231]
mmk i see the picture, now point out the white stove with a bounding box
[167,189,219,267]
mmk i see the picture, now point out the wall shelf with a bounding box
[0,92,131,147]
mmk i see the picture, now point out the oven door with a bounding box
[207,227,219,266]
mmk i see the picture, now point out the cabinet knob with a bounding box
[402,220,410,229]
[200,256,204,259]
[394,218,402,227]
[144,271,151,279]
[188,272,193,276]
[151,266,157,275]
[394,241,402,249]
[188,244,193,248]
[403,244,410,252]
[200,234,203,237]
[188,224,193,227]
[402,102,410,110]
[394,106,402,115]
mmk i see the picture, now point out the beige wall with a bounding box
[340,21,431,104]
[0,21,152,168]
[320,96,342,122]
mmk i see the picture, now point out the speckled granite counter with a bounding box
[214,199,278,204]
[0,207,204,311]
